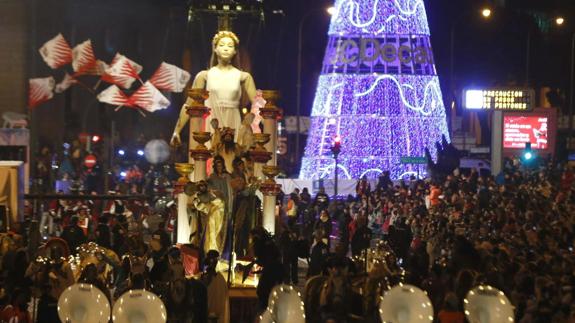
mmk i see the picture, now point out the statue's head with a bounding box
[213,155,227,174]
[210,118,219,129]
[211,31,240,65]
[212,30,239,49]
[197,180,208,193]
[233,157,245,172]
[222,127,235,142]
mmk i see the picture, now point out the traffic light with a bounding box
[331,135,341,158]
[91,135,101,143]
[522,142,534,162]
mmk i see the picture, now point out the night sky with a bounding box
[31,0,575,150]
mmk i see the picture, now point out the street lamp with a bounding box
[481,8,492,18]
[296,7,334,167]
[331,135,341,197]
[326,6,337,16]
[556,17,565,26]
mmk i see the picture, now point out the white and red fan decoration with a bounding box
[29,77,56,108]
[149,62,190,93]
[39,33,73,69]
[110,53,143,74]
[97,85,129,107]
[82,59,108,76]
[128,81,170,112]
[72,39,99,75]
[101,53,143,89]
[33,34,191,114]
[55,73,78,93]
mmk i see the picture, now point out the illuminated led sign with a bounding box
[463,88,534,111]
[323,35,436,75]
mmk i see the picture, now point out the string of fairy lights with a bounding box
[299,0,450,180]
[330,0,430,36]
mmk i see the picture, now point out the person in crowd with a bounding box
[60,216,86,254]
[245,227,285,312]
[125,165,144,187]
[313,187,330,213]
[0,288,30,323]
[299,187,312,206]
[152,220,172,253]
[336,201,352,254]
[95,215,111,249]
[78,263,111,301]
[437,292,465,323]
[376,171,393,192]
[279,224,299,285]
[308,229,329,278]
[199,250,229,323]
[112,214,128,255]
[286,192,299,227]
[314,209,333,248]
[1,248,31,296]
[26,246,74,322]
[351,215,372,257]
[356,176,371,199]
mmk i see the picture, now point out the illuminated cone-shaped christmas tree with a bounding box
[299,0,449,180]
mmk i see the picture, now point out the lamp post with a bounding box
[296,7,333,164]
[569,33,575,149]
[331,135,341,197]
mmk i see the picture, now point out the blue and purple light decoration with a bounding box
[299,0,450,180]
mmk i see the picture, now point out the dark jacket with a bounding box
[307,241,328,277]
[96,223,111,249]
[60,224,86,253]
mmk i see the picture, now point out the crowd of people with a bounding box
[0,157,574,322]
[278,159,575,323]
[33,130,178,195]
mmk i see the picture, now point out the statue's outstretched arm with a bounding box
[171,71,208,146]
[241,72,257,102]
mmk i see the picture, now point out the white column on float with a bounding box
[263,118,277,165]
[176,192,190,244]
[262,195,276,234]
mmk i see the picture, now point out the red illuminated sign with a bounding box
[84,154,97,168]
[503,116,548,149]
